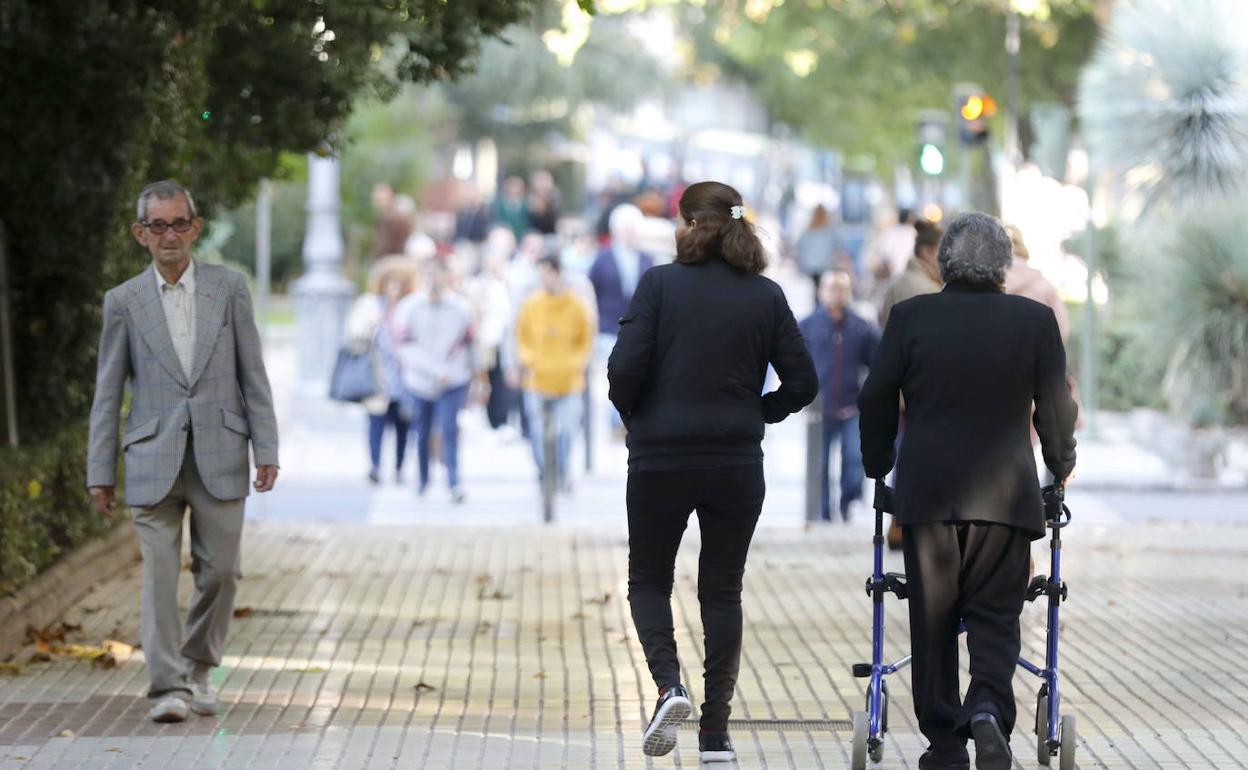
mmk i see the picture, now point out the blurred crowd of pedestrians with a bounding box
[337,174,1068,522]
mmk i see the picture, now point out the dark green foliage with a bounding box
[0,425,114,595]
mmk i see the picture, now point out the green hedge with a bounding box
[0,424,122,596]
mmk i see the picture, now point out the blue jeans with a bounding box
[523,391,582,483]
[367,399,410,474]
[821,413,864,521]
[410,384,469,492]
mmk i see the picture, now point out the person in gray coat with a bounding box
[87,180,279,723]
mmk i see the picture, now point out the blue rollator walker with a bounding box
[1018,483,1077,769]
[850,480,1077,770]
[849,480,911,770]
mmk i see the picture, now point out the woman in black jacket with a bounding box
[608,181,817,763]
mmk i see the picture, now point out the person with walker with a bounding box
[857,213,1077,770]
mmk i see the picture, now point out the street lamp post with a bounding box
[291,152,354,394]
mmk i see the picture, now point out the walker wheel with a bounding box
[1059,714,1077,770]
[851,711,869,770]
[1036,695,1052,766]
[880,681,890,734]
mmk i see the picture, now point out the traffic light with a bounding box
[958,93,997,145]
[916,112,948,176]
[919,143,945,176]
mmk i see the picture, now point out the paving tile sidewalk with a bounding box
[2,514,1247,769]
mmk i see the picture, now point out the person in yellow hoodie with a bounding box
[516,254,596,491]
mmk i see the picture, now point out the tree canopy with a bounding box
[0,0,533,443]
[566,0,1101,166]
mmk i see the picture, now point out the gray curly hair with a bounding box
[937,212,1013,287]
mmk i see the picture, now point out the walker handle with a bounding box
[873,479,895,514]
[1041,484,1071,528]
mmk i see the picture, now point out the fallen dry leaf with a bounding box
[27,624,66,645]
[585,593,612,606]
[58,729,74,738]
[533,672,547,679]
[61,644,110,661]
[27,651,52,664]
[232,607,253,618]
[0,662,24,675]
[414,681,436,693]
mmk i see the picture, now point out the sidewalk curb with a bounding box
[0,523,139,659]
[1076,482,1248,494]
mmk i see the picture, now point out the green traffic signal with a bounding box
[919,143,945,176]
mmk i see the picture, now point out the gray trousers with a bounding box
[132,442,244,700]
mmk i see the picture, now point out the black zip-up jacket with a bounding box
[607,257,818,470]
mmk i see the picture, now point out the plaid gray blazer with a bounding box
[87,262,279,507]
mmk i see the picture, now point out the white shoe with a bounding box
[148,695,189,723]
[642,684,693,757]
[188,666,219,716]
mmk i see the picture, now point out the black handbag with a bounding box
[329,346,378,403]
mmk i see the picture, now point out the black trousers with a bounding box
[902,521,1030,749]
[627,462,765,732]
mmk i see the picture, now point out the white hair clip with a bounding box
[730,205,745,220]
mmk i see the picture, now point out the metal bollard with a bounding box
[542,398,557,523]
[804,405,823,524]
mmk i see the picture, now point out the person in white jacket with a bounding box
[394,258,476,503]
[344,257,418,484]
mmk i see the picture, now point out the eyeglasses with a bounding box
[140,218,194,235]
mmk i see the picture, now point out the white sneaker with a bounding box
[188,666,219,716]
[642,684,693,757]
[148,695,189,723]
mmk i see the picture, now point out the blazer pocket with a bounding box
[122,416,160,449]
[221,409,250,437]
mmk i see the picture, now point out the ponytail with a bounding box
[674,181,768,274]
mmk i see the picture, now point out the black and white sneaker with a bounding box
[642,684,692,757]
[699,731,735,763]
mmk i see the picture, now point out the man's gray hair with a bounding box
[136,179,198,222]
[937,212,1013,286]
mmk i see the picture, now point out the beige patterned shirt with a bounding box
[155,260,197,378]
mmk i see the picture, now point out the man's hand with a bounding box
[89,486,117,518]
[254,465,279,493]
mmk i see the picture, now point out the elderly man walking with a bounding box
[87,180,279,723]
[799,270,879,522]
[859,213,1077,770]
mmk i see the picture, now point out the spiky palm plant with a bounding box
[1078,0,1248,211]
[1134,198,1248,426]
